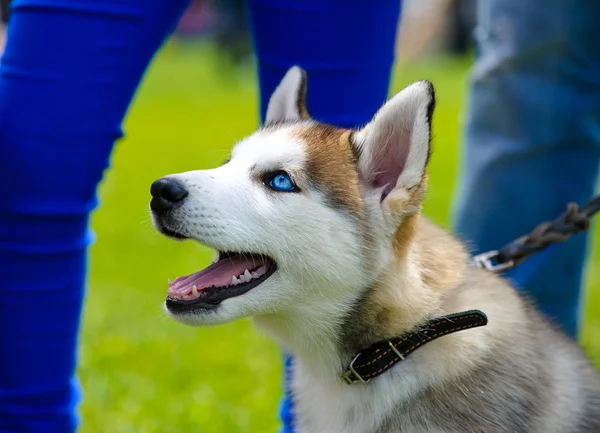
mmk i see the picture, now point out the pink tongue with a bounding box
[167,255,268,297]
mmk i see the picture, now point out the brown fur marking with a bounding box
[295,124,363,220]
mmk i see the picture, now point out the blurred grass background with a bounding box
[78,40,600,433]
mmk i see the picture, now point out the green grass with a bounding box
[80,41,600,432]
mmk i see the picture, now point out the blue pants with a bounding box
[0,0,399,431]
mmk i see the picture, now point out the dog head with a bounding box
[150,67,435,331]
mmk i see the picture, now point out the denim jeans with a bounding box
[453,0,600,339]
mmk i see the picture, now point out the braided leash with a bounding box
[471,195,600,273]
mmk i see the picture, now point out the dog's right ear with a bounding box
[352,81,435,224]
[265,66,310,126]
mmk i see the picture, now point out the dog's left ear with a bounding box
[352,81,435,215]
[265,66,310,126]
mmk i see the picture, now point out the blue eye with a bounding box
[268,172,298,192]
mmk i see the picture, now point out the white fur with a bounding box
[291,344,476,433]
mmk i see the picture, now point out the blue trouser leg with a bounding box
[452,0,600,339]
[0,0,190,430]
[248,0,400,129]
[246,1,401,430]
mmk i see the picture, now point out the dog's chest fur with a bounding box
[290,357,442,433]
[290,360,406,433]
[287,273,600,433]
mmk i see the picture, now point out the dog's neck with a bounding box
[255,214,470,378]
[340,215,469,354]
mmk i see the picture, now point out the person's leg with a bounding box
[246,1,401,431]
[248,0,400,128]
[453,0,600,339]
[0,0,190,431]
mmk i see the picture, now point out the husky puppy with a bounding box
[150,67,600,433]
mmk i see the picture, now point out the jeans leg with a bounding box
[453,0,600,339]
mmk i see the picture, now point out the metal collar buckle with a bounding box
[342,353,370,384]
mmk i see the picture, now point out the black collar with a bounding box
[342,310,488,384]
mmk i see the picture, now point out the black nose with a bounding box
[150,178,188,213]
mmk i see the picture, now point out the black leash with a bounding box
[471,195,600,273]
[343,194,600,385]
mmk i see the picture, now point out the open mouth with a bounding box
[165,252,277,313]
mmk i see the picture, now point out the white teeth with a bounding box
[192,285,199,296]
[238,269,253,284]
[251,272,257,279]
[231,270,258,286]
